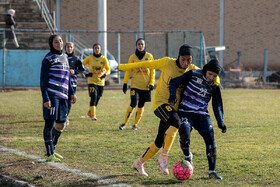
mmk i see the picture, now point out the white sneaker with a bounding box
[132,159,148,177]
[91,116,98,121]
[157,154,169,175]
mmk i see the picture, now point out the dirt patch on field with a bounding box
[0,151,99,186]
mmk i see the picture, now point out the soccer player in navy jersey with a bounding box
[40,35,77,162]
[168,59,227,180]
[119,45,220,176]
[65,42,84,125]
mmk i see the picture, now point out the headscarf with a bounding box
[202,59,222,76]
[49,35,62,55]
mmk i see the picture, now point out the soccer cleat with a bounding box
[54,152,63,159]
[119,124,126,130]
[87,111,91,117]
[132,159,148,177]
[46,154,61,162]
[209,172,223,180]
[185,152,193,166]
[157,154,169,175]
[132,125,138,130]
[91,116,98,121]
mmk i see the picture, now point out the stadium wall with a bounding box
[0,50,47,87]
[58,0,280,70]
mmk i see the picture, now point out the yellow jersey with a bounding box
[119,57,200,111]
[83,55,111,86]
[123,52,155,90]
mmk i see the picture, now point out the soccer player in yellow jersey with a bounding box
[118,44,220,176]
[83,43,111,121]
[119,38,155,130]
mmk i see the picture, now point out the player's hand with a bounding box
[115,66,119,71]
[85,72,93,77]
[71,95,77,104]
[100,73,106,79]
[168,95,177,106]
[149,85,154,91]
[70,69,75,75]
[122,83,127,94]
[218,123,227,133]
[43,101,51,109]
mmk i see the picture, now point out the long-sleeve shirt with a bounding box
[68,54,84,88]
[119,57,200,111]
[40,52,74,103]
[123,52,155,90]
[82,55,111,86]
[169,69,224,125]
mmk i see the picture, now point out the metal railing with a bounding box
[35,0,57,33]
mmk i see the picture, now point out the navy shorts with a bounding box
[43,97,68,122]
[179,112,213,133]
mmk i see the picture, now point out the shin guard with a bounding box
[133,107,144,126]
[90,106,96,117]
[163,126,178,151]
[124,106,135,124]
[142,142,160,162]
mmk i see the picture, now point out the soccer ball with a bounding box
[173,160,193,180]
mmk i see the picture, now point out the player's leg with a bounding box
[197,115,222,180]
[178,114,194,165]
[88,84,98,120]
[43,97,60,162]
[153,104,181,175]
[52,99,68,159]
[119,88,137,130]
[95,85,104,106]
[132,90,146,130]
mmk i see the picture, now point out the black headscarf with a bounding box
[49,35,62,55]
[202,59,222,76]
[135,38,146,60]
[176,44,193,69]
[93,43,102,57]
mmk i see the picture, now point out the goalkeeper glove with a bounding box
[218,123,227,133]
[122,84,127,94]
[149,85,154,91]
[168,95,177,106]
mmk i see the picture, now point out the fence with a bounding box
[1,29,279,89]
[1,29,207,88]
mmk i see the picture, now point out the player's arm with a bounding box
[148,56,156,87]
[123,56,133,84]
[68,76,77,104]
[82,57,92,77]
[40,59,50,104]
[169,71,193,99]
[74,58,84,75]
[212,86,227,133]
[103,57,111,75]
[118,57,167,72]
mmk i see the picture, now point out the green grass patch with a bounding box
[0,89,279,186]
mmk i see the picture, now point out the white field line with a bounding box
[0,145,130,187]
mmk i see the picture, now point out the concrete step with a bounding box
[0,2,10,12]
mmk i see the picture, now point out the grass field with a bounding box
[0,89,279,186]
